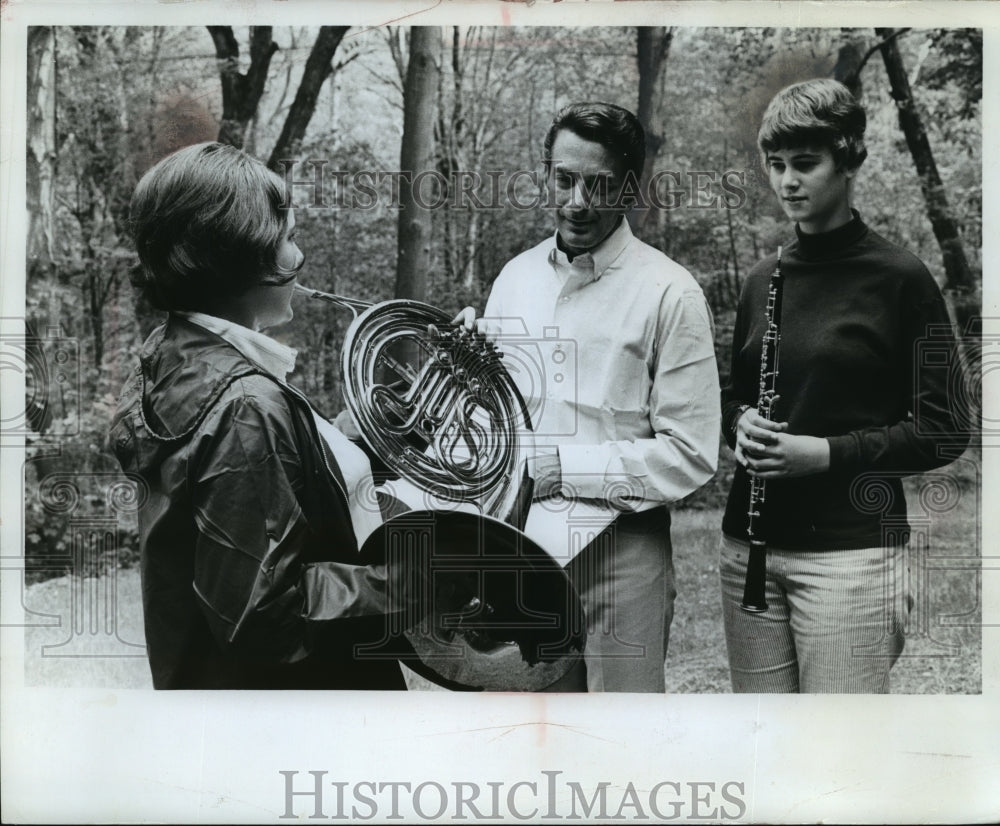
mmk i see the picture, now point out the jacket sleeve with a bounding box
[826,269,971,474]
[188,387,392,664]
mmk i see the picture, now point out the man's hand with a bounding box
[734,407,829,478]
[528,448,562,500]
[450,306,497,341]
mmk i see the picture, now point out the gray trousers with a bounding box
[566,507,675,692]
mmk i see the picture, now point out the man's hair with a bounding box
[758,79,868,170]
[128,142,296,312]
[543,102,646,181]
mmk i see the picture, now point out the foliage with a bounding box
[923,29,982,113]
[24,405,141,585]
[24,26,983,582]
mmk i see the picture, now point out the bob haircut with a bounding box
[758,79,868,171]
[543,102,646,183]
[128,142,296,312]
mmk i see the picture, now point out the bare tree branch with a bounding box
[874,27,973,292]
[207,25,278,148]
[267,26,349,170]
[839,27,911,92]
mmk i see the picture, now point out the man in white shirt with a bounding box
[484,102,720,692]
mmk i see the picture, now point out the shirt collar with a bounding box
[547,216,634,282]
[176,311,298,381]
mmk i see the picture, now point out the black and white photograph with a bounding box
[2,0,997,823]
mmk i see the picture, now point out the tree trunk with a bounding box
[463,213,479,292]
[395,27,441,302]
[833,41,864,99]
[27,26,57,279]
[875,28,974,292]
[267,26,349,170]
[88,270,105,369]
[633,26,673,238]
[208,26,278,149]
[723,140,741,307]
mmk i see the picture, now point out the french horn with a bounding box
[295,285,585,691]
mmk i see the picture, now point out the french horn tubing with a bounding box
[295,284,586,691]
[295,283,531,519]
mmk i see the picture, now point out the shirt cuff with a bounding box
[557,443,604,497]
[530,449,562,499]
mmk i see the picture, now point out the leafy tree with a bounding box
[840,28,975,295]
[23,25,982,575]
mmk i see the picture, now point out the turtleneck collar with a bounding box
[794,209,868,261]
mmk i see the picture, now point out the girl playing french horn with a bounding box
[111,142,413,689]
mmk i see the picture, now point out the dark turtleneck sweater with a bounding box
[721,212,968,550]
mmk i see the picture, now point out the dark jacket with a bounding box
[109,315,405,689]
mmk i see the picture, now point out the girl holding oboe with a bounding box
[719,79,968,693]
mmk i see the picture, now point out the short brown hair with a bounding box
[543,102,646,182]
[758,79,868,170]
[129,142,295,312]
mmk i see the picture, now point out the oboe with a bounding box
[741,245,784,614]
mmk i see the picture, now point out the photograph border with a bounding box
[2,1,998,823]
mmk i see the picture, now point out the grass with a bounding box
[664,509,733,693]
[889,456,982,694]
[22,452,981,694]
[664,454,982,694]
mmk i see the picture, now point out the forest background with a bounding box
[19,25,984,691]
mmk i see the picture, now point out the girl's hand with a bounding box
[735,408,829,478]
[332,407,362,440]
[734,407,786,465]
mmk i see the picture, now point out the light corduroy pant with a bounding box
[719,535,911,693]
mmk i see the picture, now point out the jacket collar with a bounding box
[138,315,265,439]
[177,311,298,381]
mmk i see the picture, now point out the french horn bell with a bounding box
[295,285,586,691]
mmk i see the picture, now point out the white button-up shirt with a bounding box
[484,219,720,510]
